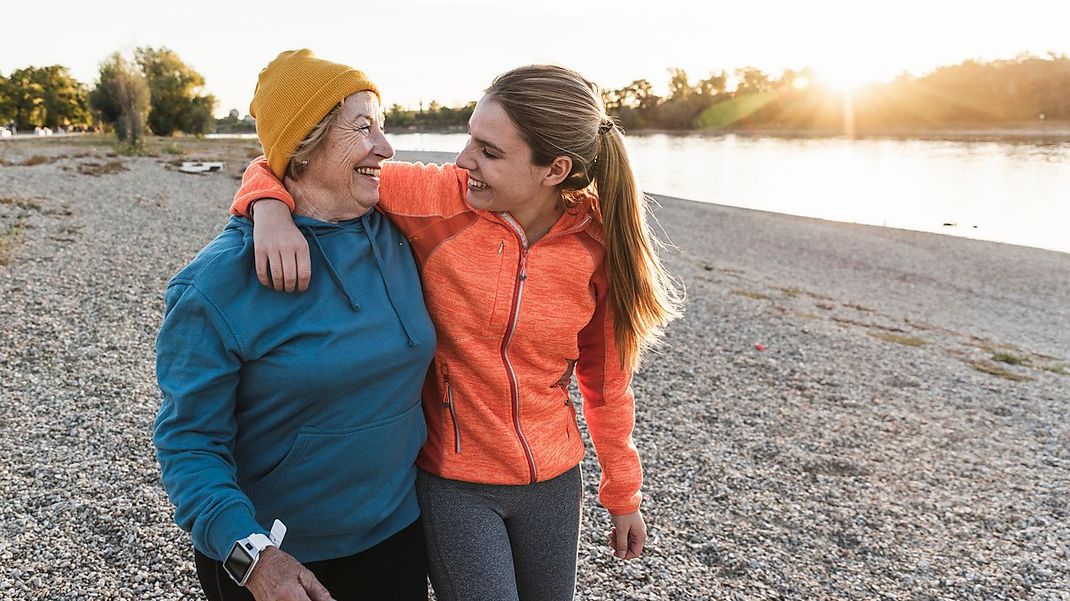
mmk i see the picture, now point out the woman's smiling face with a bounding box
[303,91,394,213]
[454,97,554,214]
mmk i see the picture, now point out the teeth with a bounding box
[469,178,488,190]
[354,167,380,177]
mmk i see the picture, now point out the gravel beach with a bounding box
[1,138,1068,600]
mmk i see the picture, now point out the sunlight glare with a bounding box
[816,63,873,93]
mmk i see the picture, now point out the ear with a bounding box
[542,156,573,188]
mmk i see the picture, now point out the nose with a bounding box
[374,129,394,161]
[455,138,475,170]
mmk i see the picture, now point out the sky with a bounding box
[2,0,1068,118]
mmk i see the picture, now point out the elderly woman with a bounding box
[153,50,435,601]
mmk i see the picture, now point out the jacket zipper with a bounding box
[498,213,537,483]
[495,211,593,484]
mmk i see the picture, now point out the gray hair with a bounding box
[285,101,344,179]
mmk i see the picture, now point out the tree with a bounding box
[615,79,658,111]
[0,74,12,125]
[667,68,692,100]
[0,66,92,130]
[3,67,45,130]
[89,53,150,145]
[697,71,729,97]
[734,67,772,95]
[134,46,216,135]
[32,66,91,129]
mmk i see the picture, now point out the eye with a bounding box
[480,147,498,159]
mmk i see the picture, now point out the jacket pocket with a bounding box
[443,368,461,454]
[248,403,426,537]
[484,238,509,336]
[561,388,580,440]
[553,358,578,438]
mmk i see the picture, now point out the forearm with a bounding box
[584,396,644,515]
[154,283,263,559]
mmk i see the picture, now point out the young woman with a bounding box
[232,64,683,600]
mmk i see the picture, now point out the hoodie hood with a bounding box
[227,212,422,346]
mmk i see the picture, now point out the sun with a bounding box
[815,63,873,93]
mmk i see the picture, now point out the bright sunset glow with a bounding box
[814,67,874,93]
[2,0,1068,117]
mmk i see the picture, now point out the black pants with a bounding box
[194,520,428,601]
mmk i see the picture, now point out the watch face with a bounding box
[224,541,256,584]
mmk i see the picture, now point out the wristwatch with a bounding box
[223,519,287,586]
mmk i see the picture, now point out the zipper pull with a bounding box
[441,366,451,407]
[498,240,504,255]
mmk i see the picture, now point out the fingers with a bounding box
[299,569,336,601]
[610,525,628,559]
[608,512,647,560]
[255,248,270,288]
[295,241,311,292]
[281,250,298,293]
[262,248,309,293]
[626,525,647,559]
[269,251,285,292]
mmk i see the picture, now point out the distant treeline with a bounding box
[386,100,476,131]
[0,47,219,146]
[385,53,1070,133]
[613,53,1070,132]
[2,53,1067,140]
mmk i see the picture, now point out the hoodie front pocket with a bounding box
[248,403,426,537]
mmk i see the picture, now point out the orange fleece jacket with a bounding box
[233,158,642,514]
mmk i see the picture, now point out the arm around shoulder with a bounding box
[232,156,295,216]
[378,160,469,217]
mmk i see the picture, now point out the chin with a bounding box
[465,190,496,211]
[353,191,380,209]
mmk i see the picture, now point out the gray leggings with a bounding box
[416,466,582,601]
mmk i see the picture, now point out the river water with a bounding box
[212,131,1070,254]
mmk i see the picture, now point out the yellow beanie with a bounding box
[250,49,381,179]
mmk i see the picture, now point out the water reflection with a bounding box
[382,132,1070,254]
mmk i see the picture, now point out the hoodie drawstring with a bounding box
[362,215,421,347]
[303,226,361,311]
[301,220,420,347]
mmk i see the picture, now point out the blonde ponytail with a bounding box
[593,126,684,370]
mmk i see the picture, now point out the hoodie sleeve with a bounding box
[229,157,469,223]
[574,258,643,515]
[153,281,268,560]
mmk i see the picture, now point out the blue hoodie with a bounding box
[154,212,435,562]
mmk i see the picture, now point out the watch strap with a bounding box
[245,533,274,551]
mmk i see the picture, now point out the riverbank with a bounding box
[628,121,1070,141]
[1,139,1067,599]
[368,120,1070,141]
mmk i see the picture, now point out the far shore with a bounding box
[384,120,1070,141]
[7,120,1070,144]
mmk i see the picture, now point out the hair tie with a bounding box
[598,119,615,135]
